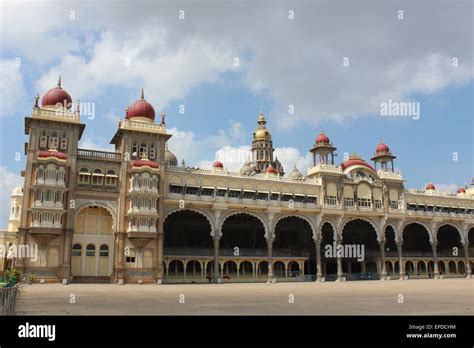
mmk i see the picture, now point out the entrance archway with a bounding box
[274,216,314,277]
[72,207,114,279]
[342,219,380,280]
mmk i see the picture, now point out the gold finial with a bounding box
[57,76,62,88]
[140,88,144,100]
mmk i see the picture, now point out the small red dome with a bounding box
[126,90,155,120]
[41,82,72,109]
[130,159,159,168]
[213,161,224,168]
[376,142,390,153]
[457,187,466,193]
[38,150,67,160]
[266,165,277,174]
[316,132,330,144]
[425,183,435,190]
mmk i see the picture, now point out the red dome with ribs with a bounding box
[376,142,390,153]
[316,132,330,144]
[42,86,72,109]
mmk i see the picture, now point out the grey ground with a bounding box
[15,278,473,315]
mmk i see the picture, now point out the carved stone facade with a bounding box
[5,81,474,283]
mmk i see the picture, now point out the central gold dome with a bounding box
[254,111,271,140]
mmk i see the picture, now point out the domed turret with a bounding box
[425,183,435,190]
[41,76,73,109]
[126,89,155,121]
[289,164,303,180]
[164,143,178,167]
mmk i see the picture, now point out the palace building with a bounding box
[3,78,474,284]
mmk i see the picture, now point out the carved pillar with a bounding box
[115,232,126,282]
[315,238,323,282]
[336,238,343,281]
[156,232,164,280]
[431,241,440,279]
[61,229,73,280]
[379,240,387,280]
[396,241,404,280]
[15,228,28,272]
[267,238,274,282]
[463,242,471,278]
[212,235,220,283]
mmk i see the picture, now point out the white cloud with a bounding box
[274,147,313,176]
[2,1,472,127]
[0,59,27,117]
[78,135,114,152]
[35,30,235,111]
[0,166,23,229]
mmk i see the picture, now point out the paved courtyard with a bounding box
[15,278,473,315]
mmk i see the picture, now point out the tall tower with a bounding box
[110,89,171,283]
[251,111,283,174]
[19,77,85,279]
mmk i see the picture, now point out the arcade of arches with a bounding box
[160,210,473,282]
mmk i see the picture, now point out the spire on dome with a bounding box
[140,88,145,100]
[57,76,62,88]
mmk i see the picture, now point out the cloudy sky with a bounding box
[0,0,472,227]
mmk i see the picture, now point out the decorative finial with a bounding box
[57,76,62,88]
[34,94,39,108]
[140,88,144,100]
[161,112,166,125]
[125,107,129,117]
[76,100,80,114]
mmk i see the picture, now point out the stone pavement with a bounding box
[15,278,473,315]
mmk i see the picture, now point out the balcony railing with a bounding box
[78,148,121,160]
[163,247,310,258]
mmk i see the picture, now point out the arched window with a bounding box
[48,132,59,150]
[132,142,138,158]
[86,244,95,256]
[99,244,109,257]
[40,131,48,148]
[149,143,156,159]
[139,143,148,159]
[92,168,104,185]
[105,169,118,186]
[78,167,90,185]
[72,244,82,256]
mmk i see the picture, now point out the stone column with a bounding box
[336,239,343,281]
[156,232,164,281]
[212,235,220,283]
[463,243,471,278]
[396,241,404,280]
[267,238,274,282]
[379,240,387,280]
[431,242,440,279]
[315,238,323,282]
[115,232,126,283]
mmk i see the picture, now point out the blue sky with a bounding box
[0,0,473,226]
